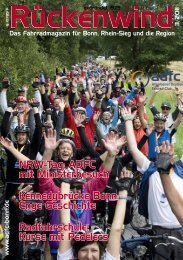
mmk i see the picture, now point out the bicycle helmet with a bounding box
[102,111,112,117]
[60,128,75,139]
[18,86,25,93]
[74,107,86,115]
[161,102,171,109]
[72,225,106,258]
[15,96,27,103]
[14,124,30,136]
[109,127,118,134]
[75,226,104,235]
[70,178,86,188]
[153,113,166,122]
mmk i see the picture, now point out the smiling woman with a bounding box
[57,140,76,162]
[58,177,129,260]
[16,133,28,145]
[14,125,30,146]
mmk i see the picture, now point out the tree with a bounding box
[0,0,92,100]
[97,0,183,72]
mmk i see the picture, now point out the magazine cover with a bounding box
[0,0,183,259]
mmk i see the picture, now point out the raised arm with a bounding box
[0,137,29,161]
[107,170,131,258]
[34,88,44,115]
[102,133,126,172]
[95,123,105,146]
[85,133,127,195]
[0,88,8,114]
[29,103,42,159]
[106,78,112,99]
[55,98,65,140]
[58,182,71,254]
[38,129,62,194]
[75,111,100,159]
[137,95,148,129]
[40,85,51,110]
[156,141,183,225]
[1,107,13,137]
[149,88,160,115]
[72,78,80,104]
[111,103,119,127]
[42,129,61,161]
[149,87,159,106]
[160,174,183,225]
[121,107,147,169]
[171,98,183,130]
[87,78,94,99]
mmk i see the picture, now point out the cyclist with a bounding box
[0,102,42,260]
[0,129,126,259]
[149,88,181,144]
[156,141,183,226]
[121,106,183,260]
[58,170,131,260]
[40,129,125,259]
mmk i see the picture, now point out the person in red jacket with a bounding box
[133,116,148,157]
[64,104,100,148]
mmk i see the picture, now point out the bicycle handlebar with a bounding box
[122,233,183,248]
[167,235,183,244]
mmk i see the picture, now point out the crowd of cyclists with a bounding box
[0,61,183,260]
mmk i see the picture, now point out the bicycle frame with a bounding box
[121,234,183,260]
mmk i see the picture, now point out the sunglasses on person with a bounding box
[78,111,85,115]
[75,226,104,235]
[70,183,83,190]
[162,107,170,110]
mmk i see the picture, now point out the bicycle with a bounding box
[94,172,147,231]
[93,185,113,234]
[129,171,148,228]
[121,228,183,260]
[22,199,46,260]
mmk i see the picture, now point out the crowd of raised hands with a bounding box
[0,61,183,259]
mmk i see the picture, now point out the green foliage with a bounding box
[87,0,183,71]
[0,0,88,100]
[0,33,60,99]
